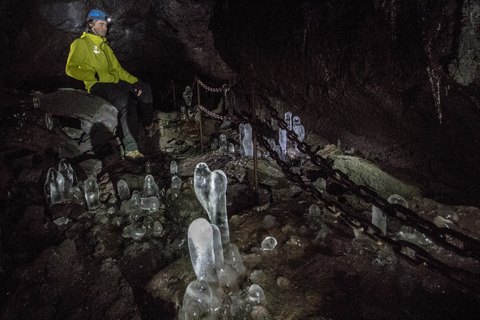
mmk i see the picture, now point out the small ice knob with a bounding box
[261,236,277,251]
[247,284,265,306]
[117,179,130,201]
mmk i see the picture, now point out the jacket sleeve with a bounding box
[65,40,97,82]
[107,47,138,84]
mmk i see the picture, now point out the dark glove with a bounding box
[94,72,99,81]
[132,80,143,96]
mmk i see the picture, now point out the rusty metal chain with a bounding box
[197,78,229,93]
[238,109,480,291]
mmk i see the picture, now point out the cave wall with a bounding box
[210,0,480,205]
[0,0,479,205]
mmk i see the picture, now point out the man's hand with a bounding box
[133,81,143,96]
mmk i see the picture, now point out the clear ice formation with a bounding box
[387,194,409,208]
[223,243,246,276]
[194,163,230,244]
[278,128,287,157]
[372,205,387,234]
[267,138,275,150]
[292,116,305,142]
[183,86,193,106]
[284,111,293,131]
[211,225,225,269]
[58,159,77,199]
[372,194,408,234]
[171,175,182,189]
[308,204,325,228]
[145,160,152,174]
[188,218,218,283]
[44,167,63,205]
[170,160,178,175]
[45,112,53,131]
[211,137,218,150]
[140,196,160,211]
[228,143,235,154]
[181,105,187,120]
[152,221,163,237]
[242,124,254,157]
[117,179,130,201]
[127,191,143,223]
[171,175,182,199]
[261,236,277,251]
[143,174,160,198]
[247,284,266,306]
[219,134,228,152]
[239,123,245,151]
[84,176,100,212]
[182,279,213,320]
[314,178,326,194]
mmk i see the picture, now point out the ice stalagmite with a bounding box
[193,163,230,244]
[372,205,387,234]
[242,124,254,157]
[143,174,160,198]
[58,159,77,199]
[182,279,214,320]
[219,134,228,152]
[188,218,218,284]
[285,111,293,131]
[292,116,305,142]
[278,128,287,158]
[84,176,100,212]
[117,179,130,201]
[44,167,63,206]
[170,160,178,175]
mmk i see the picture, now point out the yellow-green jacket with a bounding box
[66,32,138,92]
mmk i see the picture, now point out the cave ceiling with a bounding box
[0,0,479,206]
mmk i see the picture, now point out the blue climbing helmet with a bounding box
[87,9,107,22]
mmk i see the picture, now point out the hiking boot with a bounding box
[125,150,144,159]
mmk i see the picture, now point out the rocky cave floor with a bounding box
[1,89,480,320]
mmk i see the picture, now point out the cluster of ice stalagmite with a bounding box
[181,162,267,319]
[44,159,104,224]
[274,111,306,163]
[117,163,176,240]
[44,159,79,207]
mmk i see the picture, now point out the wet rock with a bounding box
[331,155,422,199]
[147,256,196,308]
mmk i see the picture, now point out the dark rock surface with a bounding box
[1,0,480,319]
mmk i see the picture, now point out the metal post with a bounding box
[196,78,204,152]
[251,84,259,205]
[172,81,176,110]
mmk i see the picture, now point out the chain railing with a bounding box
[236,108,480,292]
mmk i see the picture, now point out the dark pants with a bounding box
[91,81,153,152]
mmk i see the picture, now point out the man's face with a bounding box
[91,20,107,37]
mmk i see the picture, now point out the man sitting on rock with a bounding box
[66,9,153,159]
